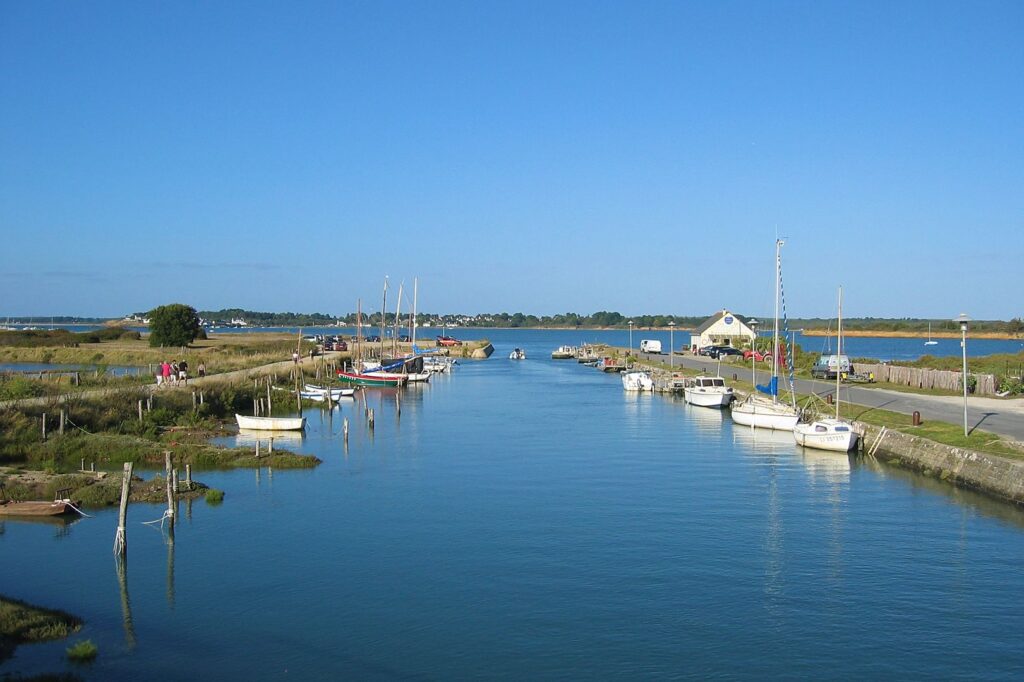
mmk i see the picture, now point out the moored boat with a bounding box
[235,414,307,430]
[683,376,734,408]
[551,345,577,359]
[621,370,654,391]
[303,384,357,400]
[597,357,625,373]
[0,487,81,518]
[793,417,859,452]
[509,348,527,360]
[337,370,406,387]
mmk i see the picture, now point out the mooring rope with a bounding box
[113,526,126,556]
[141,509,174,529]
[63,501,93,518]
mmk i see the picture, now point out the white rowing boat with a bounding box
[235,414,306,431]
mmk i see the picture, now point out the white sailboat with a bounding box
[793,286,860,452]
[730,239,800,431]
[925,322,938,346]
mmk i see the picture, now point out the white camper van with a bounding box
[811,354,852,379]
[639,339,663,354]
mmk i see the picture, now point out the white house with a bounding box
[693,309,756,350]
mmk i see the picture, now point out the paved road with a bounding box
[638,350,1024,442]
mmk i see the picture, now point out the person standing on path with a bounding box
[161,361,172,387]
[179,360,188,385]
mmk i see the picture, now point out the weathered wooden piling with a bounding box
[59,409,66,435]
[164,452,175,535]
[172,468,179,494]
[368,408,375,430]
[269,437,274,453]
[114,461,134,556]
[343,417,349,441]
[41,413,46,441]
[185,464,192,490]
[139,400,144,422]
[255,440,261,458]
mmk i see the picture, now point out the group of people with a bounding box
[156,360,205,387]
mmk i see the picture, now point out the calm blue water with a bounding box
[215,326,1024,361]
[3,332,1024,679]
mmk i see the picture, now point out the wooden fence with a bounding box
[854,363,997,396]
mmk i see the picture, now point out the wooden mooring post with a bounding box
[114,461,134,556]
[41,413,46,442]
[343,417,349,441]
[185,464,192,491]
[139,400,144,422]
[59,409,66,435]
[164,452,175,536]
[268,437,274,453]
[368,408,375,430]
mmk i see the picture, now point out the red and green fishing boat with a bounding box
[336,370,406,387]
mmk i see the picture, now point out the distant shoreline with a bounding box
[800,329,1022,340]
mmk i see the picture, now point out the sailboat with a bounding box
[925,322,938,346]
[792,286,859,452]
[730,239,800,431]
[337,297,407,387]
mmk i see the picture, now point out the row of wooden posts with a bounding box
[854,363,998,396]
[40,390,209,440]
[113,452,193,557]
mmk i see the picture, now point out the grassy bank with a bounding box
[0,595,82,664]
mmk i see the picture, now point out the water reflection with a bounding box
[234,428,305,447]
[683,404,725,434]
[114,555,136,649]
[799,449,852,484]
[730,423,795,455]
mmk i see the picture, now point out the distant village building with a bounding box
[693,309,756,350]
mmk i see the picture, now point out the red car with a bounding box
[436,335,463,347]
[743,350,771,361]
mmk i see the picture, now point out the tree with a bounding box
[148,304,201,347]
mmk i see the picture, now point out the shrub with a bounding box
[205,488,224,504]
[66,639,98,662]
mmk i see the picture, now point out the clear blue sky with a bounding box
[2,1,1021,321]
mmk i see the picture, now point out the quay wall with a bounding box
[857,422,1024,507]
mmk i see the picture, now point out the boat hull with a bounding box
[793,420,859,452]
[621,371,654,391]
[234,414,307,431]
[683,388,733,408]
[337,371,405,387]
[0,500,77,517]
[729,399,799,431]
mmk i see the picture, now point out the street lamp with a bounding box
[954,313,971,437]
[748,318,759,384]
[628,320,634,355]
[668,321,676,369]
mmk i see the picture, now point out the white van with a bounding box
[639,339,663,354]
[811,354,852,379]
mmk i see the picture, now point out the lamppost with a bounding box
[669,321,676,369]
[954,313,971,437]
[628,320,634,355]
[748,319,759,384]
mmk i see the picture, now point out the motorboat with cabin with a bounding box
[683,376,734,408]
[509,348,527,360]
[621,371,654,391]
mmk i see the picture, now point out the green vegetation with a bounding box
[205,488,224,504]
[148,303,201,347]
[65,639,98,662]
[0,382,320,505]
[0,326,139,348]
[0,595,82,663]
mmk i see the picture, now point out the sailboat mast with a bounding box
[410,277,417,345]
[356,299,363,368]
[772,239,782,404]
[393,281,403,358]
[379,277,388,360]
[836,285,843,419]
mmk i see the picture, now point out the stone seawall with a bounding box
[857,423,1024,506]
[471,343,494,359]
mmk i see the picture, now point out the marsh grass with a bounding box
[65,639,98,662]
[0,595,82,662]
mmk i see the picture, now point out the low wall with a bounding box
[471,343,494,359]
[855,363,998,396]
[857,422,1024,506]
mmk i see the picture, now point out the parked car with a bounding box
[436,335,462,347]
[697,346,725,357]
[399,335,411,343]
[324,341,348,352]
[743,350,770,361]
[714,347,743,358]
[366,335,382,343]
